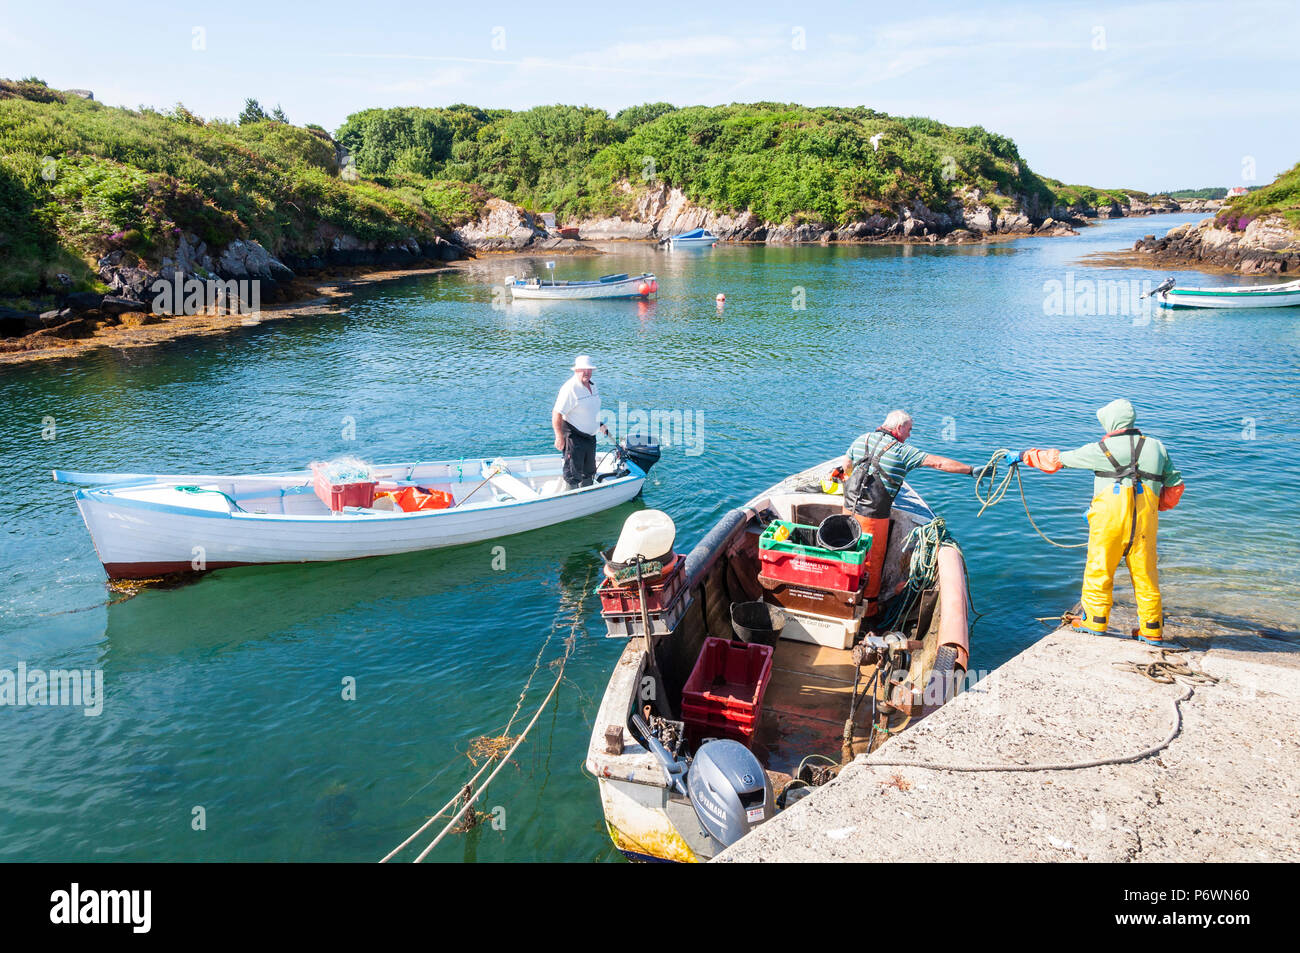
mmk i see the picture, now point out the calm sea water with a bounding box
[1,214,1297,861]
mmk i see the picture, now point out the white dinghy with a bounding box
[55,442,660,581]
[1153,276,1300,309]
[505,272,658,300]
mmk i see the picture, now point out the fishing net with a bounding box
[311,455,373,484]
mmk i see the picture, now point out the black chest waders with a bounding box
[843,432,900,519]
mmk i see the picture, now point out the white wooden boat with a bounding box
[505,272,657,300]
[55,450,653,580]
[1155,277,1300,309]
[585,459,970,862]
[667,228,718,248]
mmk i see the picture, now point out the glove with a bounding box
[1004,450,1024,464]
[970,463,997,480]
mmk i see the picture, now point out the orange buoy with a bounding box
[638,282,651,296]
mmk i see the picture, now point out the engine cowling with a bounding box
[686,739,774,849]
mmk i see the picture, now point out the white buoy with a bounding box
[716,293,726,304]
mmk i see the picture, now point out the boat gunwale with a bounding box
[72,457,646,522]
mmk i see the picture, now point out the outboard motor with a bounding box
[686,739,774,849]
[632,715,775,850]
[621,434,661,476]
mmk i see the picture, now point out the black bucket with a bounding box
[731,601,786,647]
[816,514,862,551]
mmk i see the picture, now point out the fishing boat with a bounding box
[1153,276,1300,309]
[666,228,718,248]
[584,458,970,862]
[505,272,658,300]
[54,441,660,581]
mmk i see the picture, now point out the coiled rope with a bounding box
[879,516,955,631]
[972,450,1087,549]
[379,567,591,863]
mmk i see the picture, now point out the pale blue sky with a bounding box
[5,0,1296,191]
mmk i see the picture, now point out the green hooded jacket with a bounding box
[1057,399,1183,497]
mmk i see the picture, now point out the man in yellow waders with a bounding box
[1012,399,1185,645]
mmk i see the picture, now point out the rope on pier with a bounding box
[860,649,1211,773]
[379,567,592,863]
[862,685,1192,774]
[972,450,1087,549]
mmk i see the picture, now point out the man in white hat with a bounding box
[553,355,609,489]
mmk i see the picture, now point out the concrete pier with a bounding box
[716,610,1300,862]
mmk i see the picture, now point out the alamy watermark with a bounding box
[1,663,103,716]
[1043,272,1156,324]
[598,401,704,456]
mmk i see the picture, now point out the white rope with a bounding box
[380,571,589,863]
[379,754,497,863]
[411,653,571,862]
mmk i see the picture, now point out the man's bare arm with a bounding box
[921,453,974,475]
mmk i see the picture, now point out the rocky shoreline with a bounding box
[1130,212,1300,277]
[451,186,1204,252]
[0,190,1220,365]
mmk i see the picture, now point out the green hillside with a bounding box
[1217,163,1300,229]
[2,82,1157,304]
[0,79,481,298]
[339,102,1099,225]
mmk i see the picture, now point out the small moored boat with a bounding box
[1154,277,1300,309]
[505,272,658,300]
[55,441,661,581]
[585,458,970,862]
[667,228,718,248]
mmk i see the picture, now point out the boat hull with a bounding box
[507,273,656,300]
[67,455,645,579]
[1157,282,1300,309]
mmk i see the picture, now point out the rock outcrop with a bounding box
[557,181,1154,245]
[453,198,549,250]
[1132,214,1300,275]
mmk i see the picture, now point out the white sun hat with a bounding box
[572,354,596,371]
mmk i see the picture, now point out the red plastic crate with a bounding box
[597,558,685,615]
[681,637,773,744]
[758,547,867,591]
[311,464,376,512]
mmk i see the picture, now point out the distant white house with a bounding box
[1226,186,1249,197]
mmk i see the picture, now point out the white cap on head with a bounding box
[572,354,595,371]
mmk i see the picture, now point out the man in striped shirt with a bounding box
[841,410,987,516]
[840,410,989,610]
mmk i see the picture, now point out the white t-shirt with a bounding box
[553,375,601,436]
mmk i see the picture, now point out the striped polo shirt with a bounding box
[846,431,929,496]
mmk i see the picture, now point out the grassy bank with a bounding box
[0,79,482,299]
[1216,162,1300,229]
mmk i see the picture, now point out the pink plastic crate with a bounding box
[312,464,376,512]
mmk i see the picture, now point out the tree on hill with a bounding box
[239,98,267,125]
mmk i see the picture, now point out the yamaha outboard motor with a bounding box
[686,739,774,849]
[621,434,661,476]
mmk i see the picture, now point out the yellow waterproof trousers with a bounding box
[1079,484,1163,637]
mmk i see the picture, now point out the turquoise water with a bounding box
[1,214,1297,861]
